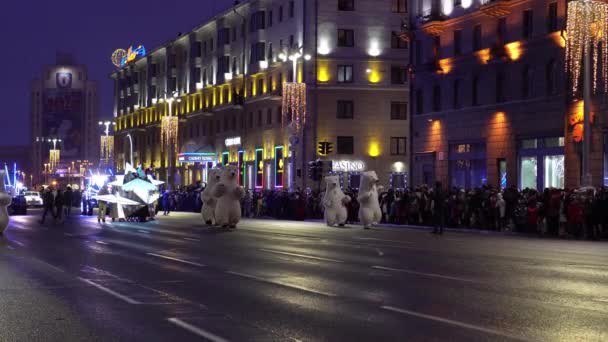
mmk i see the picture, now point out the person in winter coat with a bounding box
[431,182,446,235]
[54,189,64,222]
[39,188,55,224]
[496,193,506,231]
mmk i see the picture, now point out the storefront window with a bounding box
[449,143,486,189]
[520,156,537,189]
[521,139,538,149]
[544,155,564,189]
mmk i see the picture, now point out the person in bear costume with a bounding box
[213,165,245,228]
[201,168,222,225]
[322,175,351,227]
[358,171,383,229]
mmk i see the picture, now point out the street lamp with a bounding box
[99,120,116,169]
[565,0,608,186]
[159,90,181,189]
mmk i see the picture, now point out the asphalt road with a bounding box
[0,210,607,341]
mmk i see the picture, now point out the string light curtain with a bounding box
[282,83,307,133]
[100,136,114,162]
[161,116,179,150]
[49,150,60,170]
[565,0,608,94]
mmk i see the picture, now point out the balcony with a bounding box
[417,10,446,36]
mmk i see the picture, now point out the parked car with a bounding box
[24,191,43,207]
[9,195,27,215]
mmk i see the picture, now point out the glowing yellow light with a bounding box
[368,142,380,157]
[551,32,566,48]
[505,41,522,61]
[438,58,452,74]
[318,61,330,82]
[476,48,491,64]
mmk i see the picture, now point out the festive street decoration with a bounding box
[565,0,608,94]
[282,82,307,134]
[49,149,60,170]
[161,116,179,150]
[100,135,114,163]
[0,170,11,234]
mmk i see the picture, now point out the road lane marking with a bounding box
[354,237,413,244]
[78,277,141,304]
[7,246,15,250]
[147,253,206,268]
[376,249,384,256]
[226,271,336,297]
[381,306,531,342]
[95,240,108,245]
[371,266,476,283]
[12,240,25,247]
[183,237,201,242]
[167,318,229,342]
[138,230,150,234]
[260,249,344,263]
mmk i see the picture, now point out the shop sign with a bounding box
[332,160,366,172]
[178,153,217,163]
[225,137,241,147]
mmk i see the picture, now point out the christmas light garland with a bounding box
[565,0,608,94]
[282,82,307,134]
[161,116,179,150]
[100,136,114,162]
[49,150,60,170]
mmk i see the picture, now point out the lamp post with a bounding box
[99,120,116,170]
[565,0,608,186]
[279,46,311,191]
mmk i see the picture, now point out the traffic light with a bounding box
[317,142,333,156]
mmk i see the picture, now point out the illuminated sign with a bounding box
[178,153,217,163]
[255,149,263,188]
[225,137,241,147]
[112,45,146,67]
[332,160,366,172]
[275,146,284,188]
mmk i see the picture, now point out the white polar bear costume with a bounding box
[358,171,382,229]
[213,165,245,228]
[201,168,222,225]
[322,175,351,227]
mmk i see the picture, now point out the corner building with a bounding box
[410,0,608,190]
[112,0,409,190]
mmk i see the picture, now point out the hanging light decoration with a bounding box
[282,82,307,134]
[161,116,179,150]
[100,136,114,162]
[49,150,60,170]
[565,0,608,94]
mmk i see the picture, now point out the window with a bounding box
[496,71,505,103]
[338,65,354,83]
[473,24,482,51]
[250,11,266,32]
[547,3,558,33]
[279,6,283,22]
[250,42,266,63]
[391,66,408,84]
[290,35,295,47]
[522,65,532,98]
[472,76,479,106]
[267,43,274,61]
[432,36,441,61]
[454,30,462,56]
[267,108,272,125]
[257,78,264,94]
[337,100,354,119]
[338,29,355,47]
[257,110,262,127]
[432,84,441,111]
[453,79,461,109]
[267,75,273,92]
[391,32,408,49]
[497,18,507,44]
[416,89,423,114]
[338,0,355,11]
[390,137,407,155]
[218,28,230,46]
[277,106,283,125]
[337,136,354,154]
[268,10,273,27]
[289,1,294,18]
[232,26,237,41]
[415,40,422,64]
[219,56,230,74]
[390,102,408,120]
[523,10,533,39]
[546,59,557,95]
[391,0,407,13]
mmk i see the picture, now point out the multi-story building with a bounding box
[112,0,409,191]
[31,53,99,187]
[410,0,607,190]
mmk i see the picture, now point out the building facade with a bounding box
[31,53,99,187]
[112,0,409,191]
[410,0,608,190]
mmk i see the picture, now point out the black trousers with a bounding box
[41,207,54,222]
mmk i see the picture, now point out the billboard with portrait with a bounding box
[43,90,83,159]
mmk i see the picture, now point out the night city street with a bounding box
[1,212,606,341]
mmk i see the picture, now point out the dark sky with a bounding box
[0,0,234,146]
